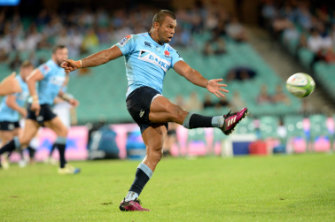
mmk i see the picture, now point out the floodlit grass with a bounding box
[1,153,335,221]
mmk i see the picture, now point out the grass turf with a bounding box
[1,153,335,221]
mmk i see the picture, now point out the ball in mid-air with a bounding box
[286,73,315,98]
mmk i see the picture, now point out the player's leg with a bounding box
[44,117,80,174]
[0,120,39,155]
[149,95,248,135]
[120,124,166,211]
[0,129,15,169]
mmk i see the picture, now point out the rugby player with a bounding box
[0,62,33,169]
[0,45,80,174]
[62,10,248,210]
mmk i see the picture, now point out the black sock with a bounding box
[55,143,66,168]
[0,140,16,155]
[129,168,150,195]
[184,113,212,129]
[27,146,36,159]
[183,113,224,129]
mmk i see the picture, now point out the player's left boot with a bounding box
[220,107,248,135]
[119,198,149,211]
[58,164,80,175]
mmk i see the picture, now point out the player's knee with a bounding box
[147,146,163,162]
[57,127,68,137]
[19,136,30,147]
[168,104,186,122]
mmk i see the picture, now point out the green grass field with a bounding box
[1,153,335,222]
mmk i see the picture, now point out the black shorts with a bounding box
[0,121,20,131]
[167,129,177,136]
[27,103,57,125]
[126,86,167,132]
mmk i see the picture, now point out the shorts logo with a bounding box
[37,116,44,122]
[139,109,145,118]
[119,35,131,46]
[8,123,14,130]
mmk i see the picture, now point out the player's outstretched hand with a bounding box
[61,59,82,72]
[69,98,79,107]
[206,79,229,98]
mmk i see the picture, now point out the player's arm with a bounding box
[0,73,21,96]
[173,60,229,98]
[6,95,27,117]
[57,91,79,107]
[61,46,123,72]
[26,69,44,115]
[26,69,44,104]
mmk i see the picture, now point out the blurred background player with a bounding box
[46,78,77,164]
[62,10,247,211]
[0,45,80,175]
[0,61,34,169]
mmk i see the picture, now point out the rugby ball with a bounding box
[286,73,315,98]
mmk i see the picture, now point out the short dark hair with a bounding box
[152,10,176,25]
[20,60,33,68]
[52,45,67,53]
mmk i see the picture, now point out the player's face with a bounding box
[53,48,68,66]
[157,16,177,43]
[20,66,34,81]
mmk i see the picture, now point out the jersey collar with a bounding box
[147,32,165,48]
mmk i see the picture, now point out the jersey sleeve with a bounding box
[115,34,135,56]
[38,63,51,77]
[170,49,183,67]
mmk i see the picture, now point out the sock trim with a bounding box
[182,112,193,129]
[138,163,153,179]
[211,116,224,128]
[55,137,67,145]
[125,191,139,202]
[14,137,21,149]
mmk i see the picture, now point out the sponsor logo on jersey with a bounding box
[138,50,171,72]
[50,76,66,86]
[119,35,131,46]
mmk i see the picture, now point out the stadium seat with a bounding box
[187,128,208,156]
[259,116,279,139]
[309,114,331,152]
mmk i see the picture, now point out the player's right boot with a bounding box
[119,198,149,211]
[58,164,80,175]
[220,107,248,135]
[1,156,9,169]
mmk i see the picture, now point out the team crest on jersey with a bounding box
[164,50,170,57]
[42,65,50,73]
[138,50,171,72]
[119,35,131,46]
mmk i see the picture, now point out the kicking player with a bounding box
[62,10,248,210]
[0,45,80,174]
[0,62,33,169]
